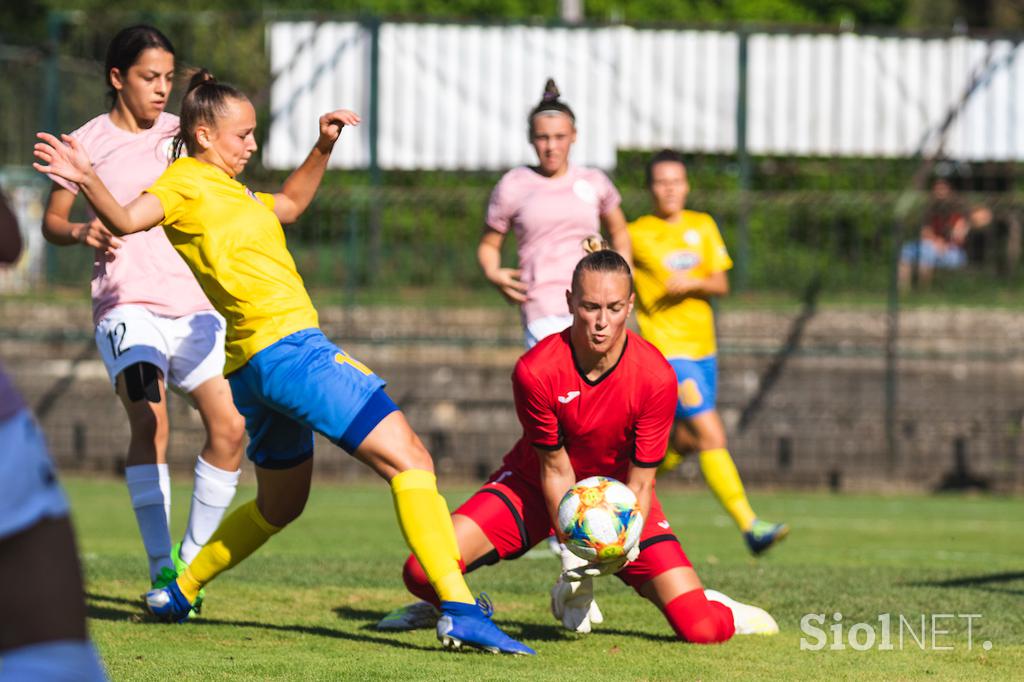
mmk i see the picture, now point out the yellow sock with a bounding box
[176,500,282,603]
[391,469,473,605]
[435,493,462,564]
[699,448,757,532]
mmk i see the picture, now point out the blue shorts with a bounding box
[900,240,966,269]
[668,356,718,420]
[228,328,397,469]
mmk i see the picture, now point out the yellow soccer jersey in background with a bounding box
[146,157,319,374]
[629,211,733,359]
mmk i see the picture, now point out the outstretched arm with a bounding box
[42,184,123,253]
[273,109,360,224]
[33,132,164,236]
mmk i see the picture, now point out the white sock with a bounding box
[179,456,241,565]
[0,639,108,681]
[125,463,173,582]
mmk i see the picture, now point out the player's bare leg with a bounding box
[147,461,308,622]
[0,518,106,679]
[117,369,177,587]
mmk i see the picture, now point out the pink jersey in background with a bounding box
[0,363,25,422]
[50,112,212,325]
[486,165,621,326]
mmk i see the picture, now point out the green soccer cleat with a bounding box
[172,543,204,615]
[151,565,178,590]
[376,601,441,631]
[744,519,789,556]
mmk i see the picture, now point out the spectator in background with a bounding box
[899,177,971,290]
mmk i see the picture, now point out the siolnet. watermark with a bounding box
[800,612,992,651]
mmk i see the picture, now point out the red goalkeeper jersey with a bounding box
[502,329,677,485]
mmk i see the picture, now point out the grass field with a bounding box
[66,477,1023,681]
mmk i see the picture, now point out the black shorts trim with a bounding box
[464,549,500,574]
[638,533,678,552]
[478,487,531,559]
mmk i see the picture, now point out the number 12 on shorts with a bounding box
[107,322,129,359]
[335,350,372,376]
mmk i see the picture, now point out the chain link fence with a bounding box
[2,12,1023,490]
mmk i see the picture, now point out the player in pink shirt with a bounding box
[40,25,244,607]
[478,79,632,347]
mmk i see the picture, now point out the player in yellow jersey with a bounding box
[34,69,533,655]
[629,150,787,556]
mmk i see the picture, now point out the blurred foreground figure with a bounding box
[0,188,108,681]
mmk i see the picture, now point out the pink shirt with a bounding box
[50,113,212,325]
[486,165,621,326]
[0,363,25,422]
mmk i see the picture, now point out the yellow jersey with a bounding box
[629,211,732,360]
[147,157,319,374]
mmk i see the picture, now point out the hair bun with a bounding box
[542,78,560,103]
[186,68,216,94]
[581,234,608,254]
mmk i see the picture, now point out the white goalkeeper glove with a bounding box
[559,541,640,582]
[550,544,604,633]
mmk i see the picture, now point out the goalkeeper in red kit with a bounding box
[378,247,777,644]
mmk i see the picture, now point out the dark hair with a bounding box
[645,148,687,187]
[105,25,175,105]
[529,78,575,134]
[571,247,633,295]
[172,69,247,159]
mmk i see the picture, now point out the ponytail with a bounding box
[172,68,247,159]
[571,242,633,294]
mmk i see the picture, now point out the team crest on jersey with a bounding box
[683,229,701,245]
[572,179,598,205]
[160,136,176,162]
[664,250,700,271]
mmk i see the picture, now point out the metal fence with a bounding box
[1,12,1024,489]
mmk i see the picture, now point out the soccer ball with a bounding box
[557,476,643,562]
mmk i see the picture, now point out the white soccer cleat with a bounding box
[704,588,779,635]
[376,600,441,631]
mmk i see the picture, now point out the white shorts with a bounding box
[94,305,226,395]
[523,314,573,349]
[0,410,70,540]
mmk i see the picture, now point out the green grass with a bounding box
[65,477,1022,680]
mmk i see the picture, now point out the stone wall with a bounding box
[3,300,1022,492]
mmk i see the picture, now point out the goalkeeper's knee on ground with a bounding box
[402,554,467,608]
[663,588,736,644]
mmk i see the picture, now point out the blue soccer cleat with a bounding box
[144,579,194,623]
[172,542,204,615]
[744,519,789,556]
[436,594,536,656]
